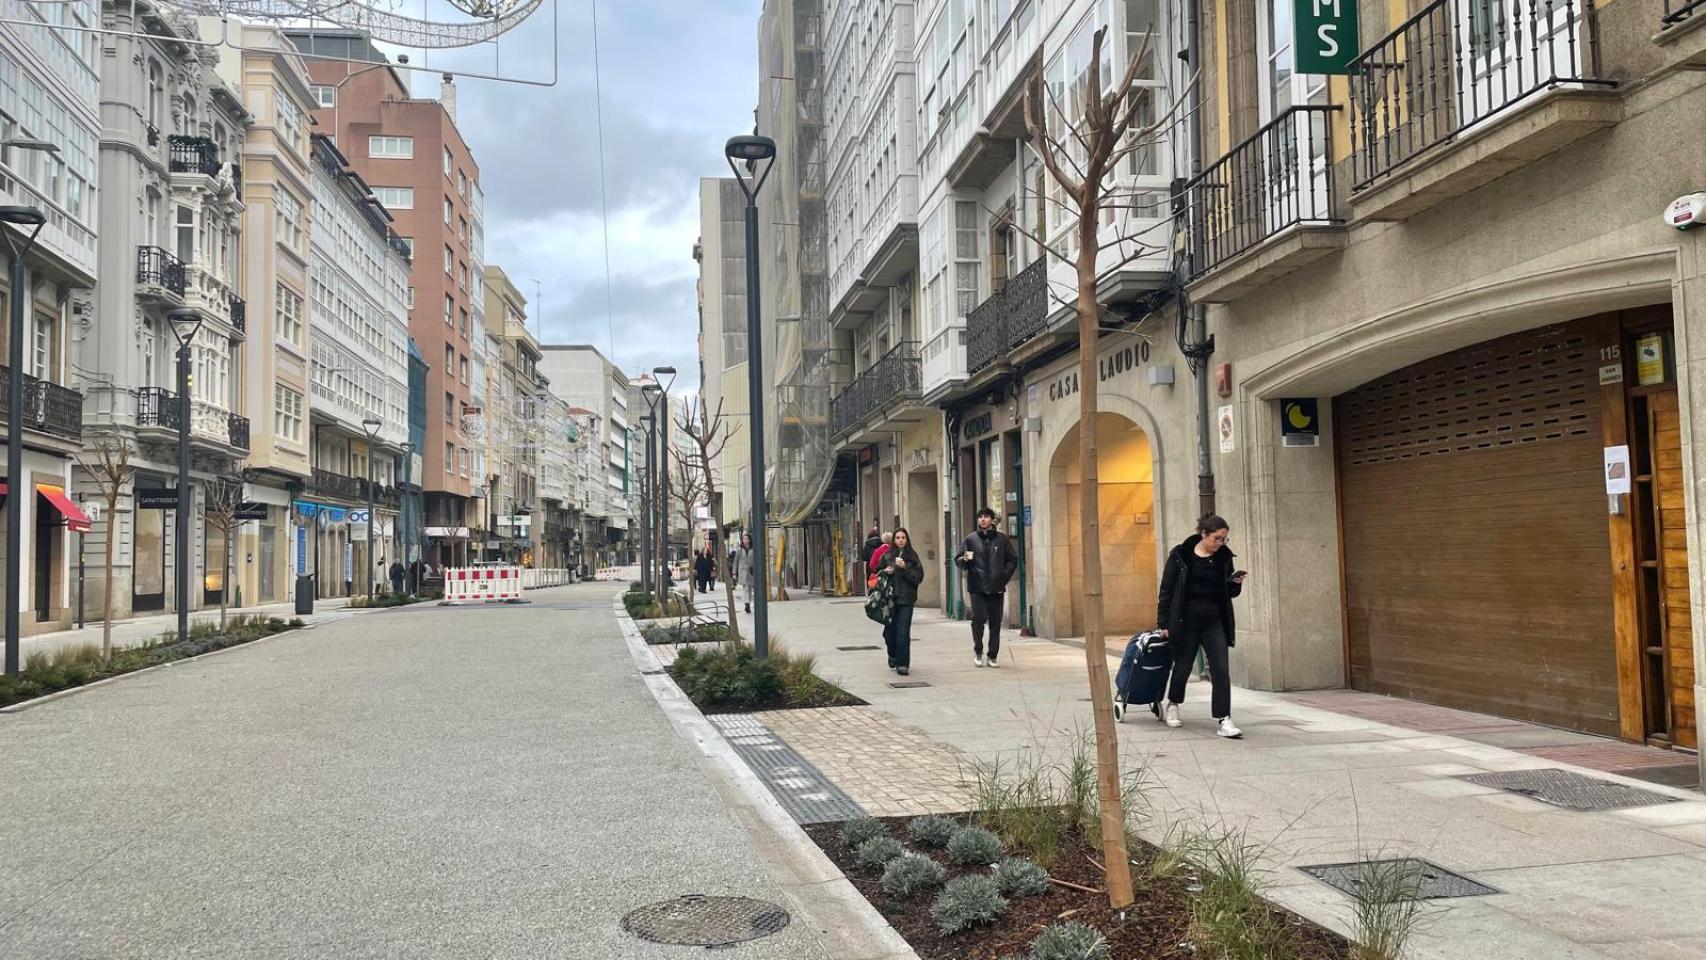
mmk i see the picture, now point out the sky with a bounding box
[400,0,759,396]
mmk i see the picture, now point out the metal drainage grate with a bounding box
[621,894,791,946]
[1300,858,1497,900]
[1459,768,1683,812]
[889,680,930,688]
[836,645,882,651]
[709,715,865,823]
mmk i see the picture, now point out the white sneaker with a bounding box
[1163,703,1182,728]
[974,654,986,667]
[1217,717,1243,739]
[986,658,1000,669]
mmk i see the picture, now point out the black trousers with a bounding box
[1167,618,1231,718]
[970,592,1004,660]
[884,603,915,668]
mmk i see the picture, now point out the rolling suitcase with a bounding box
[1113,631,1171,722]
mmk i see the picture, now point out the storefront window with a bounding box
[133,503,165,609]
[205,518,226,603]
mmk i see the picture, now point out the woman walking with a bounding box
[880,528,925,676]
[1156,514,1248,738]
[693,548,714,594]
[735,532,756,613]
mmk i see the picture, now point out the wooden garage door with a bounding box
[1335,322,1619,736]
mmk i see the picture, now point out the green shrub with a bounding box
[1189,826,1289,960]
[669,639,855,712]
[946,825,1004,866]
[994,857,1050,897]
[840,816,889,850]
[930,874,1006,934]
[853,836,905,871]
[880,853,947,899]
[908,815,959,849]
[1029,921,1109,960]
[1347,859,1429,960]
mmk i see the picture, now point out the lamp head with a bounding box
[0,205,46,227]
[724,136,775,162]
[362,416,382,439]
[1,138,57,156]
[165,308,203,348]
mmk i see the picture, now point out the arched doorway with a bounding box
[1048,413,1157,638]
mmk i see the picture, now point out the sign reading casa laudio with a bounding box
[1294,0,1360,75]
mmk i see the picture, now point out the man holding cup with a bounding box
[955,507,1019,668]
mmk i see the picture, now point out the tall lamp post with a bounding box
[652,366,677,593]
[361,416,381,595]
[725,135,776,657]
[165,308,204,643]
[1,198,48,677]
[400,441,415,592]
[640,382,662,592]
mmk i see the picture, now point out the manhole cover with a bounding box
[1459,768,1682,812]
[889,680,931,688]
[621,894,791,946]
[1300,858,1497,900]
[836,645,882,651]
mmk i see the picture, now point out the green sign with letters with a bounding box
[1294,0,1360,75]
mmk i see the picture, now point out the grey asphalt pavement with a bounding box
[0,583,830,960]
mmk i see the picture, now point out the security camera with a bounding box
[1664,192,1705,230]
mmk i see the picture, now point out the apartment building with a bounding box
[0,0,100,635]
[538,344,635,562]
[83,3,250,621]
[287,29,484,570]
[695,178,753,539]
[482,265,542,561]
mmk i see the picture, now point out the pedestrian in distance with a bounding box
[734,532,756,613]
[859,525,883,565]
[693,548,714,594]
[388,559,406,595]
[1156,514,1248,739]
[956,507,1018,668]
[867,531,893,587]
[880,527,925,676]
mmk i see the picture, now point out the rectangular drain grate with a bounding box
[836,645,882,651]
[709,714,865,825]
[1300,858,1497,900]
[1459,768,1682,812]
[889,680,931,688]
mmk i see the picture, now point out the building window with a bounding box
[277,93,303,153]
[274,384,303,442]
[275,188,304,250]
[175,204,195,263]
[277,284,304,346]
[445,440,455,472]
[444,345,455,376]
[31,313,52,380]
[147,61,164,130]
[443,146,453,178]
[443,195,453,225]
[458,263,468,291]
[369,136,413,158]
[398,237,413,257]
[444,293,454,326]
[372,186,413,209]
[444,245,453,275]
[458,308,468,336]
[458,169,468,197]
[444,391,454,425]
[311,85,335,108]
[458,216,467,243]
[459,354,469,384]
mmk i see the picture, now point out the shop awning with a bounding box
[36,484,91,533]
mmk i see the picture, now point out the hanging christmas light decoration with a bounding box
[160,0,544,49]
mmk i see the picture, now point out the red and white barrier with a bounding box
[442,565,523,604]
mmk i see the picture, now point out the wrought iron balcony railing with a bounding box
[0,365,82,442]
[1348,0,1610,190]
[966,258,1050,375]
[310,468,364,501]
[227,412,250,451]
[1000,258,1049,352]
[135,386,183,432]
[228,293,246,333]
[830,341,921,437]
[1663,0,1705,24]
[136,246,186,296]
[1184,105,1341,279]
[168,135,221,176]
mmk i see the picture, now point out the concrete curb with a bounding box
[611,592,919,960]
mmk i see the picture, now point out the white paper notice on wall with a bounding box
[1599,363,1623,385]
[1217,404,1235,453]
[1604,444,1632,495]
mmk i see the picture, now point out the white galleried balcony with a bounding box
[0,164,96,281]
[921,325,967,401]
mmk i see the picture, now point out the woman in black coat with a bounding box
[880,527,926,676]
[693,549,715,593]
[1156,514,1247,738]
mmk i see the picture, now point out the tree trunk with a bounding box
[220,534,230,628]
[1077,187,1136,909]
[101,496,117,661]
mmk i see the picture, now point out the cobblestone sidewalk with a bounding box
[755,707,974,817]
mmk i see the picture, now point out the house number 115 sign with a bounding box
[1295,0,1360,75]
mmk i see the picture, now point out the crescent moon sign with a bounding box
[1286,403,1313,430]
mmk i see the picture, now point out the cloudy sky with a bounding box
[403,0,759,395]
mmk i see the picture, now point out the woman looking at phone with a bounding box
[880,528,925,676]
[1155,514,1248,738]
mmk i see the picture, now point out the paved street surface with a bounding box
[0,582,830,960]
[722,594,1706,960]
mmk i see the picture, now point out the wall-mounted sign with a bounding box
[858,444,877,467]
[1295,0,1360,75]
[1604,445,1632,495]
[1598,363,1624,385]
[1281,398,1320,447]
[135,487,178,510]
[1022,505,1033,527]
[1044,339,1153,404]
[234,501,268,521]
[964,411,995,439]
[1218,404,1235,453]
[295,525,307,575]
[1636,333,1666,385]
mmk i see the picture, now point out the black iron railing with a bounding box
[830,341,921,437]
[146,125,160,147]
[168,135,221,176]
[310,468,364,501]
[1001,258,1049,351]
[968,257,1050,373]
[136,246,186,296]
[0,365,82,441]
[228,293,246,333]
[1185,105,1341,279]
[136,386,183,432]
[1664,0,1705,24]
[228,412,250,451]
[1349,0,1610,190]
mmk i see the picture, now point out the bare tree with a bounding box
[1022,26,1186,910]
[202,474,247,628]
[74,436,134,661]
[675,397,741,639]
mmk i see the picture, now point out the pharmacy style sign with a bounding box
[1295,0,1360,75]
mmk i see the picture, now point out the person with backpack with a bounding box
[878,527,925,676]
[955,508,1018,668]
[1156,514,1248,739]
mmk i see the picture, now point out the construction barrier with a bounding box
[521,568,575,589]
[442,565,523,604]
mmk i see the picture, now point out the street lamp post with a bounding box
[362,417,381,596]
[725,135,776,657]
[1,200,47,676]
[165,308,204,644]
[652,366,677,595]
[640,383,662,593]
[401,441,415,592]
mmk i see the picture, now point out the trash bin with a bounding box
[294,574,316,616]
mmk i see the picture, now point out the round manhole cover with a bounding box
[621,894,791,947]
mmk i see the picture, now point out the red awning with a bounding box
[36,484,91,533]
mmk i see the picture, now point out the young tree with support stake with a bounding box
[1021,25,1192,910]
[74,436,134,661]
[676,397,741,640]
[202,473,247,628]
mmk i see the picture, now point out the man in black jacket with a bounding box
[859,526,883,565]
[955,508,1018,667]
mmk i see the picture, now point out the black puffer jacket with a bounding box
[956,527,1017,596]
[1156,535,1241,644]
[881,547,926,606]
